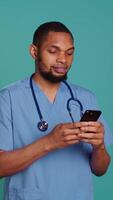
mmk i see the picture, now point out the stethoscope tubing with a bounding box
[30,74,84,131]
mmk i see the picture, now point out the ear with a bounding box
[29,44,38,59]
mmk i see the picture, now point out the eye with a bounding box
[48,48,57,54]
[66,50,74,56]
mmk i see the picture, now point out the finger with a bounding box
[80,126,101,133]
[64,128,81,135]
[86,121,103,128]
[79,138,95,144]
[64,134,79,141]
[67,139,80,144]
[79,132,103,139]
[79,138,103,146]
[62,122,89,129]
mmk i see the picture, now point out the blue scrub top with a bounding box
[0,77,113,200]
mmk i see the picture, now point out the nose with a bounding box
[56,52,66,64]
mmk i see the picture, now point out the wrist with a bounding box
[93,143,106,151]
[43,134,57,153]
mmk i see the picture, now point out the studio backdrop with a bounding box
[0,0,113,199]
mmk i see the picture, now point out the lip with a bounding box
[52,66,67,74]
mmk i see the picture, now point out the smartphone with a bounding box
[80,110,102,122]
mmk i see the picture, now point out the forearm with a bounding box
[0,135,54,178]
[0,122,82,178]
[90,144,111,176]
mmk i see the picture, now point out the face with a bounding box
[33,31,75,83]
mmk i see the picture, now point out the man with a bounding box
[0,21,113,200]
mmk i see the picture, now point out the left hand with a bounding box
[78,121,105,149]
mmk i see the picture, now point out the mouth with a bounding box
[52,65,68,74]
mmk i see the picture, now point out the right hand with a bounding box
[47,122,81,150]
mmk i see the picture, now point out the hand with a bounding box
[78,121,105,149]
[47,122,81,150]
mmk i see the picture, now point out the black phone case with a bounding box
[80,110,102,122]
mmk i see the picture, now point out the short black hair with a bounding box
[33,21,74,47]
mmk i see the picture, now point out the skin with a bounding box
[30,31,75,102]
[0,31,110,178]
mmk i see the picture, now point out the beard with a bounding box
[36,59,68,83]
[38,69,68,83]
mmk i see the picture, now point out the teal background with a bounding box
[0,0,113,199]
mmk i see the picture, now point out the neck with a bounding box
[32,72,60,91]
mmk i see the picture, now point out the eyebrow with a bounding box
[48,45,75,51]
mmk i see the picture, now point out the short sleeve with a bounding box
[0,89,13,151]
[99,115,113,147]
[90,93,113,148]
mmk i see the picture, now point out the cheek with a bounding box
[67,56,74,66]
[41,52,56,67]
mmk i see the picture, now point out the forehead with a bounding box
[41,31,74,49]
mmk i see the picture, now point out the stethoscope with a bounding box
[30,74,84,132]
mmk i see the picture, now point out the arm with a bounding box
[79,121,111,176]
[90,144,110,176]
[0,122,80,178]
[0,135,52,178]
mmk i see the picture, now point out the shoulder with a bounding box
[67,81,96,98]
[65,81,98,110]
[0,77,30,97]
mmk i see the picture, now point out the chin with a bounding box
[43,73,67,83]
[49,76,67,83]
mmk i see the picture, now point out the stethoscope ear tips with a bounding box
[37,121,48,131]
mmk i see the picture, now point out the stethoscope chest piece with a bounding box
[37,120,48,131]
[30,75,83,132]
